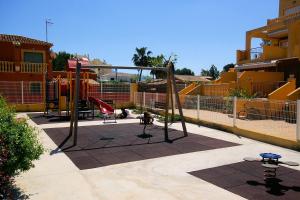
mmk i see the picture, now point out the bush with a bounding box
[157,114,182,123]
[0,96,44,198]
[229,88,256,99]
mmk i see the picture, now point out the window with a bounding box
[285,5,300,15]
[30,82,41,95]
[279,40,288,48]
[24,52,44,63]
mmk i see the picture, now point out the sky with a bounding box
[0,0,279,75]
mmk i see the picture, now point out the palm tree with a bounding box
[132,47,152,81]
[150,54,166,79]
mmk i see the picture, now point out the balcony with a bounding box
[0,61,47,73]
[267,10,300,26]
[237,46,287,65]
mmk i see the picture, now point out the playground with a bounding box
[36,122,239,169]
[15,112,300,200]
[10,61,299,199]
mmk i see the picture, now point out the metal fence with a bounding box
[0,81,131,105]
[134,92,298,142]
[0,81,43,104]
[88,82,130,104]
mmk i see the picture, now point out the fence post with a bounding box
[156,92,158,102]
[173,93,176,109]
[233,96,237,127]
[133,92,136,105]
[100,81,103,98]
[197,95,200,120]
[143,92,145,108]
[21,81,24,104]
[297,100,300,141]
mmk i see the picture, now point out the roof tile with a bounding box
[0,34,53,46]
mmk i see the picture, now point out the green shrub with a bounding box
[132,108,143,114]
[157,114,182,123]
[0,96,44,197]
[229,88,256,99]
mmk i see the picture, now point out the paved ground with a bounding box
[15,112,300,200]
[175,109,297,141]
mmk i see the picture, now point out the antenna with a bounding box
[45,19,54,42]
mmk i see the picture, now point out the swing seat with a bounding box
[100,107,116,123]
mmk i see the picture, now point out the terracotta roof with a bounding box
[0,34,53,46]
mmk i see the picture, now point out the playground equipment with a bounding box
[88,96,116,123]
[44,75,64,117]
[66,59,187,146]
[244,153,299,181]
[138,111,154,139]
[44,71,92,119]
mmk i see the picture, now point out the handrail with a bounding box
[0,61,15,72]
[20,62,47,73]
[0,61,47,73]
[268,11,300,25]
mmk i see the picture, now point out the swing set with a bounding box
[66,59,188,145]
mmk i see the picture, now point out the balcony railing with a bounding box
[250,47,263,61]
[20,62,47,73]
[237,46,287,65]
[0,61,15,72]
[267,11,300,25]
[0,61,47,73]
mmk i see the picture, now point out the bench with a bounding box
[154,101,166,109]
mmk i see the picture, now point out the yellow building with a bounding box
[236,0,300,86]
[193,0,300,100]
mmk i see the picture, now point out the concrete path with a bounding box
[15,113,300,200]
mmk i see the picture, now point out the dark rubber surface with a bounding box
[44,123,239,170]
[189,161,300,200]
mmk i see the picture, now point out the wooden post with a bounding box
[169,63,187,137]
[297,100,300,142]
[197,95,200,120]
[73,62,81,145]
[164,65,171,142]
[71,61,81,146]
[170,77,175,122]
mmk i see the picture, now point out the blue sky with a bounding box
[0,0,278,74]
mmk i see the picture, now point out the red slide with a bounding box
[88,96,114,114]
